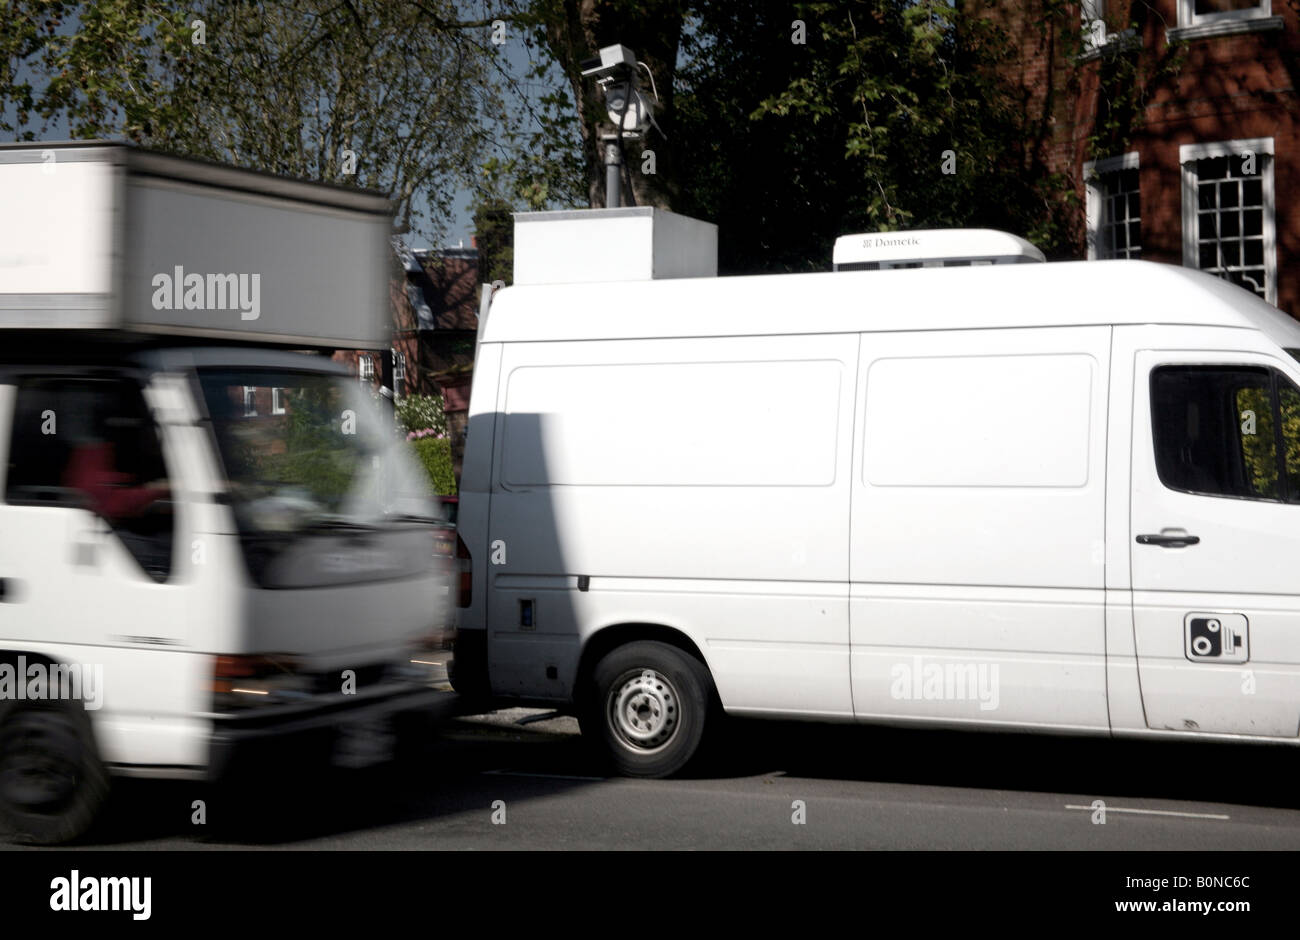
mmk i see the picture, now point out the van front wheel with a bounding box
[587,641,711,778]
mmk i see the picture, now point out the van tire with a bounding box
[0,699,109,845]
[586,641,713,778]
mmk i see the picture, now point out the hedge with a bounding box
[410,436,457,496]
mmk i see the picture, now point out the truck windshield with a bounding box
[197,368,437,535]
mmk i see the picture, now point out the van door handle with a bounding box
[1136,533,1200,548]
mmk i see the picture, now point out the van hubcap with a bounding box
[609,670,679,751]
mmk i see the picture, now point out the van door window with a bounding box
[1151,365,1300,502]
[1279,382,1300,498]
[5,376,174,580]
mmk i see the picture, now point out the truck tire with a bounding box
[586,641,713,778]
[0,699,109,844]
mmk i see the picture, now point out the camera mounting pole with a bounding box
[602,135,623,209]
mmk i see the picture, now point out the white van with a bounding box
[455,209,1300,777]
[0,143,453,842]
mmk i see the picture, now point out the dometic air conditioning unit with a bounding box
[833,229,1045,271]
[513,207,718,285]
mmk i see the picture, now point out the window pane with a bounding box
[1151,366,1277,500]
[1281,383,1300,500]
[1221,182,1239,208]
[1243,178,1263,205]
[1244,208,1263,236]
[1236,385,1278,498]
[5,377,174,578]
[1195,0,1264,12]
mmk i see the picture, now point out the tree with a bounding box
[517,0,685,210]
[674,0,1080,272]
[473,196,516,287]
[505,0,1082,273]
[1,0,510,242]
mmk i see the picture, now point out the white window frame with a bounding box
[1180,137,1276,306]
[271,387,285,415]
[243,386,257,417]
[1081,0,1108,51]
[1179,0,1270,28]
[1084,151,1140,261]
[1079,0,1140,59]
[391,348,406,401]
[358,355,374,383]
[1171,0,1280,40]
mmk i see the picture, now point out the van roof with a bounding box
[483,260,1300,349]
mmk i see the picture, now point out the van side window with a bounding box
[5,376,174,580]
[1151,365,1300,502]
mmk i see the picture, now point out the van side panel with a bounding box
[485,334,858,715]
[849,327,1111,731]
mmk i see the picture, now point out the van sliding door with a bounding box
[849,327,1111,730]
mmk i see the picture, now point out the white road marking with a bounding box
[1064,804,1230,820]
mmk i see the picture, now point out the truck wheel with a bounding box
[587,641,713,778]
[0,700,109,844]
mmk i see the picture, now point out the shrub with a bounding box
[396,393,447,436]
[410,434,456,496]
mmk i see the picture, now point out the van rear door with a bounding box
[1125,325,1300,737]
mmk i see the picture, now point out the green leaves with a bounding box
[674,0,1077,270]
[2,1,508,245]
[395,393,448,437]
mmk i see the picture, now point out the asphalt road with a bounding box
[18,703,1300,850]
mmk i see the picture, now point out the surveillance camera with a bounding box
[603,81,652,134]
[580,43,638,78]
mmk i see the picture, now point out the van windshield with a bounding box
[197,368,437,535]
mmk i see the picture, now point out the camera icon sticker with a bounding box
[1184,612,1249,664]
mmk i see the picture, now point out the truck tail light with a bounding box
[456,533,472,608]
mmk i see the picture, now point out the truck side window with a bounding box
[5,377,174,580]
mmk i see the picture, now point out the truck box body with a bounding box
[0,141,391,347]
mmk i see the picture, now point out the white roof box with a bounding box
[0,141,395,348]
[833,228,1045,271]
[513,207,717,285]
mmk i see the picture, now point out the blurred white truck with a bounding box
[0,141,453,843]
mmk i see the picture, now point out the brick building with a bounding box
[995,0,1298,316]
[334,241,479,476]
